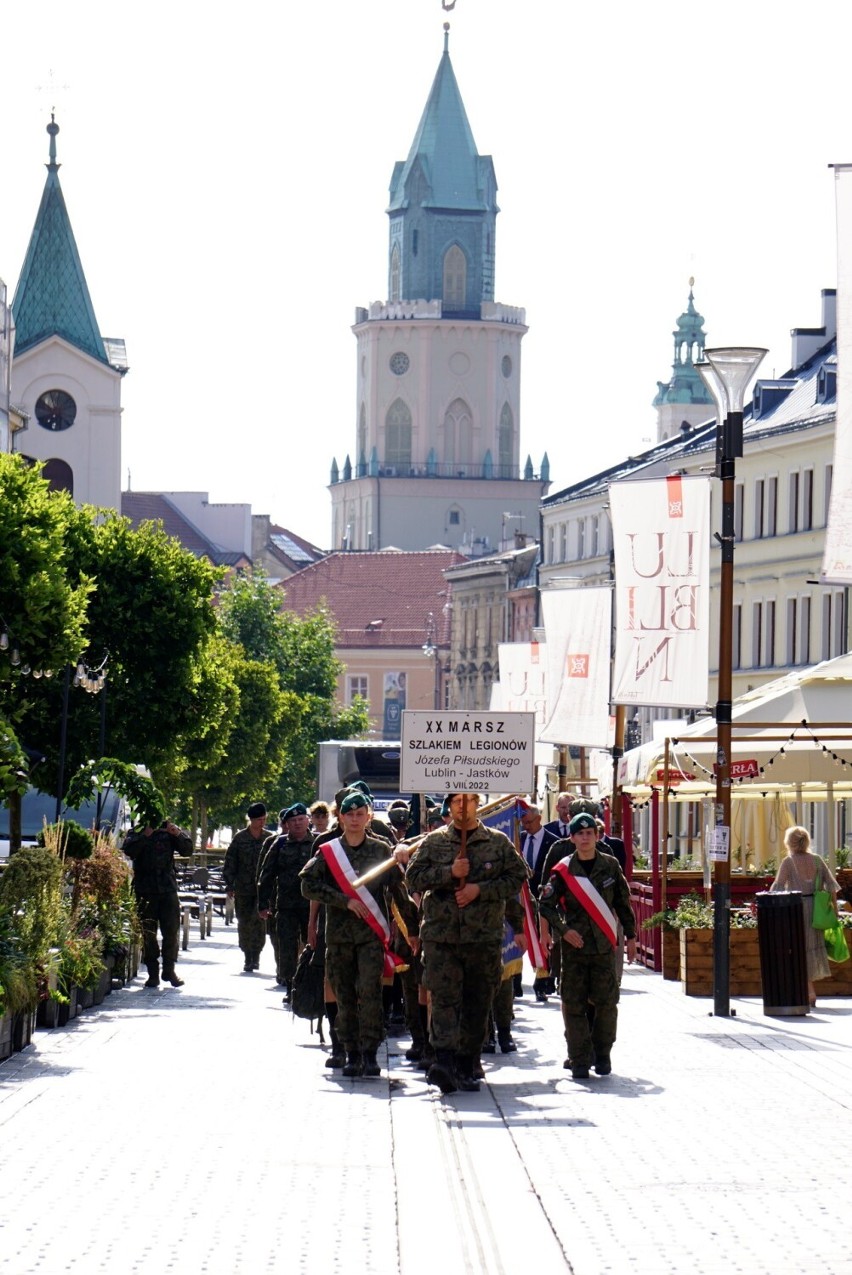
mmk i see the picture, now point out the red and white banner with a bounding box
[822,164,852,584]
[551,860,617,947]
[539,586,613,748]
[320,839,404,978]
[610,476,710,708]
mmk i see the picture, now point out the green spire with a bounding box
[12,116,109,364]
[653,279,713,408]
[389,29,486,212]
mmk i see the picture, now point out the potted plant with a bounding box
[656,893,762,997]
[0,844,63,1049]
[0,908,39,1059]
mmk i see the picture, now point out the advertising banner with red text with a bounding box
[539,586,613,748]
[610,475,710,708]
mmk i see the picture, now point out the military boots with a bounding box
[362,1048,381,1077]
[144,963,160,988]
[325,1026,345,1069]
[427,1050,458,1095]
[342,1050,363,1078]
[455,1055,481,1092]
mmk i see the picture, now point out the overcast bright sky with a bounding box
[1,0,848,549]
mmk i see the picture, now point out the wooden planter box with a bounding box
[57,986,79,1026]
[679,928,762,997]
[0,1011,13,1062]
[12,1008,37,1052]
[662,929,680,981]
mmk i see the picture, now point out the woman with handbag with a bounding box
[771,826,840,1007]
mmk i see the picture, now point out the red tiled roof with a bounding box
[278,550,463,648]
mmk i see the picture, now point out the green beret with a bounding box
[340,792,371,815]
[283,802,308,820]
[569,812,597,835]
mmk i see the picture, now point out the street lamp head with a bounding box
[695,360,726,426]
[703,347,768,415]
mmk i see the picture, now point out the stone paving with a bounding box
[2,920,852,1275]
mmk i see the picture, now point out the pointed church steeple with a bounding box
[12,117,109,365]
[653,279,714,442]
[386,25,498,311]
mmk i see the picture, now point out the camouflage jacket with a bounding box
[257,832,316,912]
[300,834,417,947]
[405,822,528,946]
[124,825,192,897]
[223,827,272,895]
[538,847,636,954]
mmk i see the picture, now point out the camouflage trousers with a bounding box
[422,940,502,1056]
[398,951,425,1047]
[136,893,180,976]
[492,972,515,1032]
[275,905,309,983]
[234,893,266,959]
[560,948,620,1069]
[326,940,386,1051]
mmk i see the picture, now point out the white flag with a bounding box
[539,586,613,748]
[610,475,710,709]
[822,164,852,583]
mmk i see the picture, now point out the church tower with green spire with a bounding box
[11,117,127,508]
[329,27,548,554]
[653,280,714,443]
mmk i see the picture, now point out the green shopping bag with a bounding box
[812,889,837,930]
[825,922,850,964]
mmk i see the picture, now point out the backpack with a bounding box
[290,944,326,1040]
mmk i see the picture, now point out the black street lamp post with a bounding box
[697,347,767,1017]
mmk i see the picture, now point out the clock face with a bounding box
[35,389,77,432]
[390,351,410,376]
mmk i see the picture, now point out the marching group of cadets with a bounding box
[217,786,637,1093]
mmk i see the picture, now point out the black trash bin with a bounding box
[756,891,809,1016]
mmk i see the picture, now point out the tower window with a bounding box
[443,245,466,308]
[390,245,400,302]
[35,388,76,431]
[412,229,418,257]
[385,399,412,469]
[448,510,461,525]
[498,403,513,477]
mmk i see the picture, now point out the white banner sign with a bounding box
[400,710,536,795]
[490,642,553,769]
[822,163,852,583]
[539,586,613,748]
[610,475,710,709]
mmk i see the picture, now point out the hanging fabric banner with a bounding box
[822,164,852,584]
[490,642,552,767]
[610,475,711,708]
[539,586,613,748]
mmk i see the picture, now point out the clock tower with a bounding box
[330,28,548,555]
[11,117,127,509]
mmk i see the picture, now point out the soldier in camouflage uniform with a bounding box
[124,819,193,988]
[404,793,528,1094]
[538,811,637,1080]
[300,791,416,1079]
[258,802,316,1001]
[223,801,272,972]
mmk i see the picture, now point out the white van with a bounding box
[0,787,127,858]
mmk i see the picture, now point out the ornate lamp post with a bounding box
[697,346,766,1016]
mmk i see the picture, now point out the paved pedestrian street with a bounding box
[2,923,852,1275]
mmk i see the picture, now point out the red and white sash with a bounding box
[551,858,617,948]
[320,839,404,977]
[520,881,549,976]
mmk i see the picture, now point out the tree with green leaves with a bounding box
[15,508,222,795]
[210,573,369,810]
